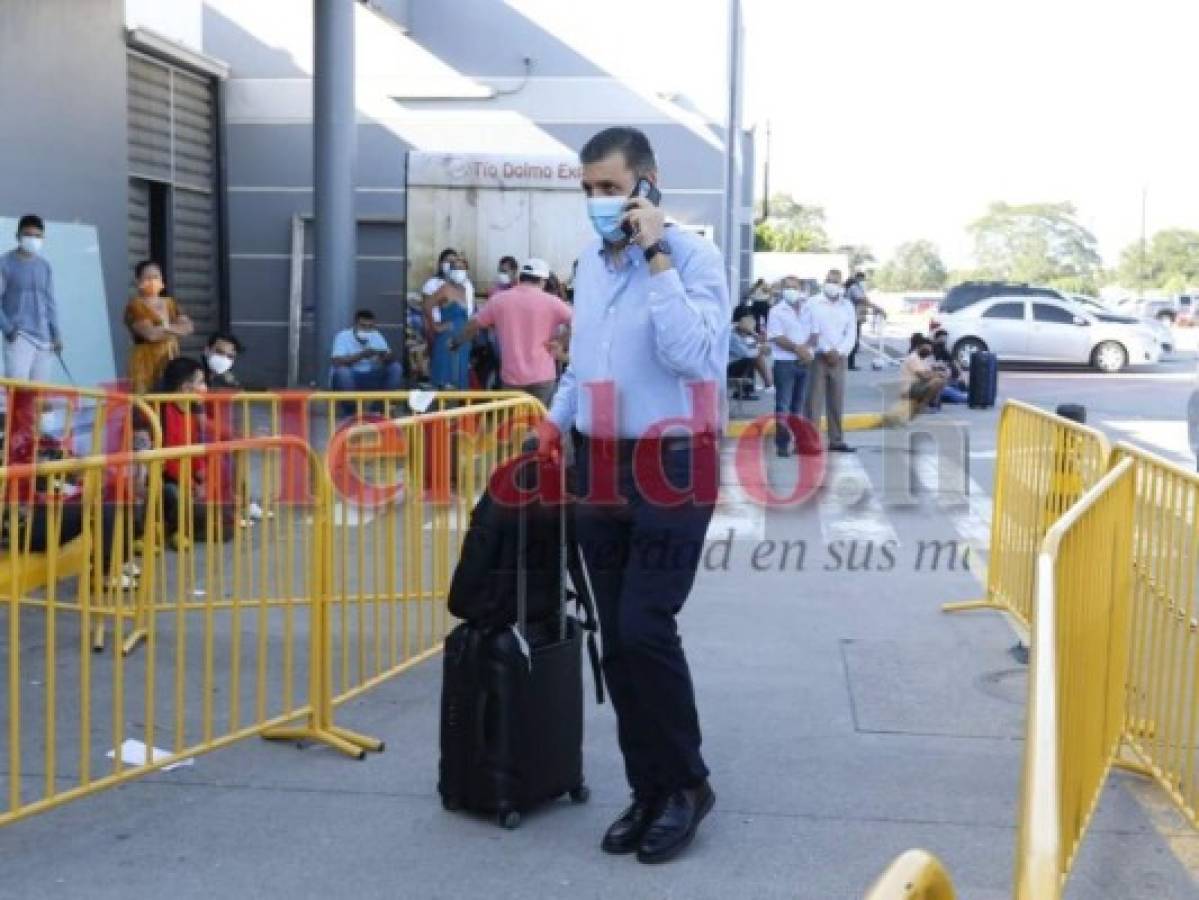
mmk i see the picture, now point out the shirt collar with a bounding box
[596,241,643,273]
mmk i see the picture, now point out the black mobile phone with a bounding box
[621,177,662,238]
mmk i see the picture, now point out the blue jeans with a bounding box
[330,362,404,393]
[939,383,968,404]
[772,359,808,451]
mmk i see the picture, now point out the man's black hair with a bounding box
[355,309,376,321]
[134,259,161,280]
[17,214,44,234]
[206,331,244,352]
[579,126,657,175]
[437,247,457,266]
[160,356,205,392]
[933,328,949,339]
[499,255,518,269]
[518,272,541,285]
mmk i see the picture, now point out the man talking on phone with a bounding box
[531,127,730,863]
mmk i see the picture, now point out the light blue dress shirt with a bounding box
[331,327,391,374]
[548,227,731,439]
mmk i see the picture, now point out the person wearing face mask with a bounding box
[895,336,947,419]
[766,275,817,456]
[330,309,404,396]
[427,262,472,389]
[204,332,247,391]
[530,126,727,864]
[0,214,62,381]
[803,269,858,453]
[492,255,519,295]
[124,259,194,393]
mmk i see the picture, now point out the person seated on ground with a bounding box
[329,309,404,393]
[931,329,969,404]
[204,332,250,391]
[158,357,236,548]
[727,314,761,400]
[124,259,193,393]
[3,436,141,590]
[890,337,946,423]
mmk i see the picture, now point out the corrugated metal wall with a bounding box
[127,52,218,349]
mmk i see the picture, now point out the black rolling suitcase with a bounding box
[438,458,602,829]
[967,351,999,409]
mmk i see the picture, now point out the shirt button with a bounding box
[606,307,614,315]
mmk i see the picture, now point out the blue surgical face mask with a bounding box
[18,236,42,255]
[586,196,627,243]
[782,288,801,304]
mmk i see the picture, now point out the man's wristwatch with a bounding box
[643,239,672,264]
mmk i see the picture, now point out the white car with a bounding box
[1069,294,1173,353]
[941,295,1162,373]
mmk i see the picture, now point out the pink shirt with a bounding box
[475,283,572,386]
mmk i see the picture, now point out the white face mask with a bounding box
[823,282,844,300]
[782,288,801,304]
[495,272,511,286]
[448,269,469,285]
[18,236,42,255]
[206,352,234,376]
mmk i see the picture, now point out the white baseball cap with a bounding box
[520,257,551,280]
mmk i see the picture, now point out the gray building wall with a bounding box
[0,0,131,360]
[207,0,750,387]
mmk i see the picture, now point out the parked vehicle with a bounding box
[1068,294,1173,353]
[939,295,1161,373]
[930,281,1066,332]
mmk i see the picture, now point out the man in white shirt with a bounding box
[765,275,816,456]
[803,269,858,452]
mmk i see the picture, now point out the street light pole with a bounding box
[761,119,771,222]
[314,0,357,387]
[722,0,744,295]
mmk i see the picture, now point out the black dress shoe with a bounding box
[636,782,715,864]
[828,442,856,453]
[601,797,662,855]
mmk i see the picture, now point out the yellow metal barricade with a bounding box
[863,850,956,899]
[1111,441,1199,829]
[944,400,1111,629]
[0,380,161,653]
[321,396,545,712]
[0,437,362,828]
[1012,459,1135,899]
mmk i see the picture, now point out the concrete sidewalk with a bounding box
[1,429,1197,898]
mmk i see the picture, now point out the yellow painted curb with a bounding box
[726,412,884,439]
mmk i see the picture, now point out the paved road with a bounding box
[2,354,1199,898]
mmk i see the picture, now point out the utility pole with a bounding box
[722,0,744,294]
[314,0,357,387]
[761,120,771,222]
[1138,185,1148,298]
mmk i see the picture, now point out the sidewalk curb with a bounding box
[726,412,885,439]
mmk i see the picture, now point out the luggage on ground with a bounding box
[438,455,602,829]
[967,350,998,409]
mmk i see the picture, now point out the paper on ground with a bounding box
[106,739,194,772]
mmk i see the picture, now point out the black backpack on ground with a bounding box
[438,456,603,829]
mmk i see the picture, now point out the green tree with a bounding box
[874,240,948,291]
[967,201,1101,286]
[753,193,829,252]
[1115,229,1199,293]
[837,244,876,273]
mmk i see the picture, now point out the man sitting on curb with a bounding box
[886,336,946,425]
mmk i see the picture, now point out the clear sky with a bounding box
[742,0,1199,268]
[508,0,1196,269]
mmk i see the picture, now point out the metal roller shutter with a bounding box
[128,179,150,280]
[126,52,219,352]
